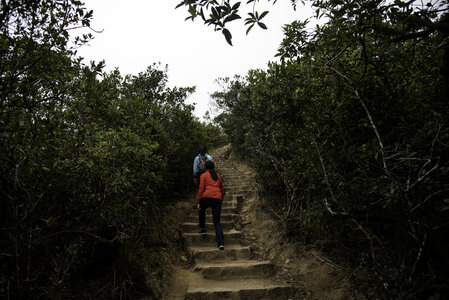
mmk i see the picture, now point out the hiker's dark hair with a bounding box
[199,146,207,155]
[205,160,218,181]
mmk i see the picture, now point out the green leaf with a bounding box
[244,17,254,25]
[232,2,241,10]
[222,28,233,46]
[246,24,254,35]
[259,11,269,20]
[188,5,196,17]
[211,6,218,17]
[175,1,186,9]
[199,7,206,21]
[224,13,241,23]
[257,22,267,30]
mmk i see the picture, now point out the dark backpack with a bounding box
[197,154,208,175]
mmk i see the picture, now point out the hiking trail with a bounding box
[165,145,354,299]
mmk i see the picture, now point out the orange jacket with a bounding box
[197,170,225,203]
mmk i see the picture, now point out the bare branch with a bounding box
[406,161,439,192]
[408,232,427,283]
[410,189,445,213]
[325,40,355,66]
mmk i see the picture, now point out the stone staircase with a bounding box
[180,158,294,299]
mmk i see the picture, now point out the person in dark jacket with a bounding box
[197,160,225,250]
[193,146,213,186]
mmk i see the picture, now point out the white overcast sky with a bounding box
[75,1,316,119]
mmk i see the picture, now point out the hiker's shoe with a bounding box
[198,228,206,235]
[218,245,224,250]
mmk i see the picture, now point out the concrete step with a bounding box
[220,173,248,177]
[221,202,237,209]
[182,221,234,232]
[217,167,237,171]
[219,171,241,175]
[183,229,243,246]
[224,183,252,187]
[222,177,250,182]
[193,259,275,280]
[184,207,237,216]
[225,184,252,190]
[202,207,236,215]
[226,190,256,198]
[187,202,237,209]
[184,213,239,223]
[221,174,243,178]
[185,278,293,300]
[219,168,241,171]
[223,179,250,185]
[223,195,240,202]
[225,186,252,195]
[190,245,252,262]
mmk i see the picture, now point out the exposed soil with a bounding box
[156,145,362,299]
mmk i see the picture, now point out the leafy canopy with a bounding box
[177,0,449,49]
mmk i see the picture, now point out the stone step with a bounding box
[182,221,234,232]
[217,167,237,171]
[224,195,242,202]
[184,213,239,223]
[185,278,292,300]
[189,245,252,262]
[224,183,252,187]
[221,174,244,178]
[226,187,254,193]
[225,184,252,190]
[190,202,237,208]
[219,171,242,174]
[225,183,251,189]
[202,207,236,215]
[226,190,256,197]
[224,189,252,193]
[222,176,250,181]
[193,259,275,280]
[221,202,237,208]
[219,168,240,171]
[223,177,253,187]
[183,229,243,246]
[220,171,246,174]
[184,207,237,215]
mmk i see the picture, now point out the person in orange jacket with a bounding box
[197,160,225,250]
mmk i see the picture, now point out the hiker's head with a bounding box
[205,160,214,170]
[199,146,207,155]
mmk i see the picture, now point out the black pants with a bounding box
[199,197,224,246]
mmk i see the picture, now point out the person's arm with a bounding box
[197,173,205,204]
[193,156,198,176]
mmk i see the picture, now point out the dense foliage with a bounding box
[212,1,449,298]
[0,1,224,298]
